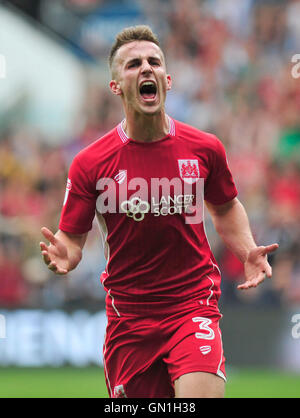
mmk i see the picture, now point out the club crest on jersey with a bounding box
[113,384,127,398]
[178,159,200,184]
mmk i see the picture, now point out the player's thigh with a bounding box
[104,316,174,398]
[126,359,174,398]
[165,308,226,388]
[105,346,174,398]
[174,371,225,398]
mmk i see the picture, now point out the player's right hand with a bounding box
[40,227,69,275]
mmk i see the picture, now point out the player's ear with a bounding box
[166,74,172,91]
[109,80,122,96]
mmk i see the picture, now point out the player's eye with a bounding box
[149,59,160,66]
[128,61,140,69]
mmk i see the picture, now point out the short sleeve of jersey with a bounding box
[59,155,97,234]
[204,137,238,205]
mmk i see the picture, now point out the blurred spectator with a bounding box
[0,235,28,307]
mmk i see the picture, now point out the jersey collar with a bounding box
[117,115,176,144]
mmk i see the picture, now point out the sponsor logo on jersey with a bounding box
[119,194,196,222]
[178,159,200,184]
[120,197,150,222]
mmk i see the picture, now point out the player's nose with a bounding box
[140,59,153,75]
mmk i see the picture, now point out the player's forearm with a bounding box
[207,198,257,264]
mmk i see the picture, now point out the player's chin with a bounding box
[141,107,162,116]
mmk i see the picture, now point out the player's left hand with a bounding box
[237,243,279,290]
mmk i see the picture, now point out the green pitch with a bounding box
[0,367,299,398]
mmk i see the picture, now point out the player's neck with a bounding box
[123,111,169,142]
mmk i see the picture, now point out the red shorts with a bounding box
[103,302,226,398]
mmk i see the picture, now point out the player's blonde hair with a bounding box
[109,25,161,76]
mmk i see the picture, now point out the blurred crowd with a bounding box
[0,0,300,310]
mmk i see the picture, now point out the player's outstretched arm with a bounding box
[205,198,279,290]
[40,227,87,275]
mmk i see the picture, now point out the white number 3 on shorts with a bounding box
[192,317,215,340]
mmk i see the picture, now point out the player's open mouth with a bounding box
[139,81,157,101]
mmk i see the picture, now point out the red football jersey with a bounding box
[59,117,238,316]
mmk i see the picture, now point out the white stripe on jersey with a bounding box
[96,212,121,317]
[205,275,214,306]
